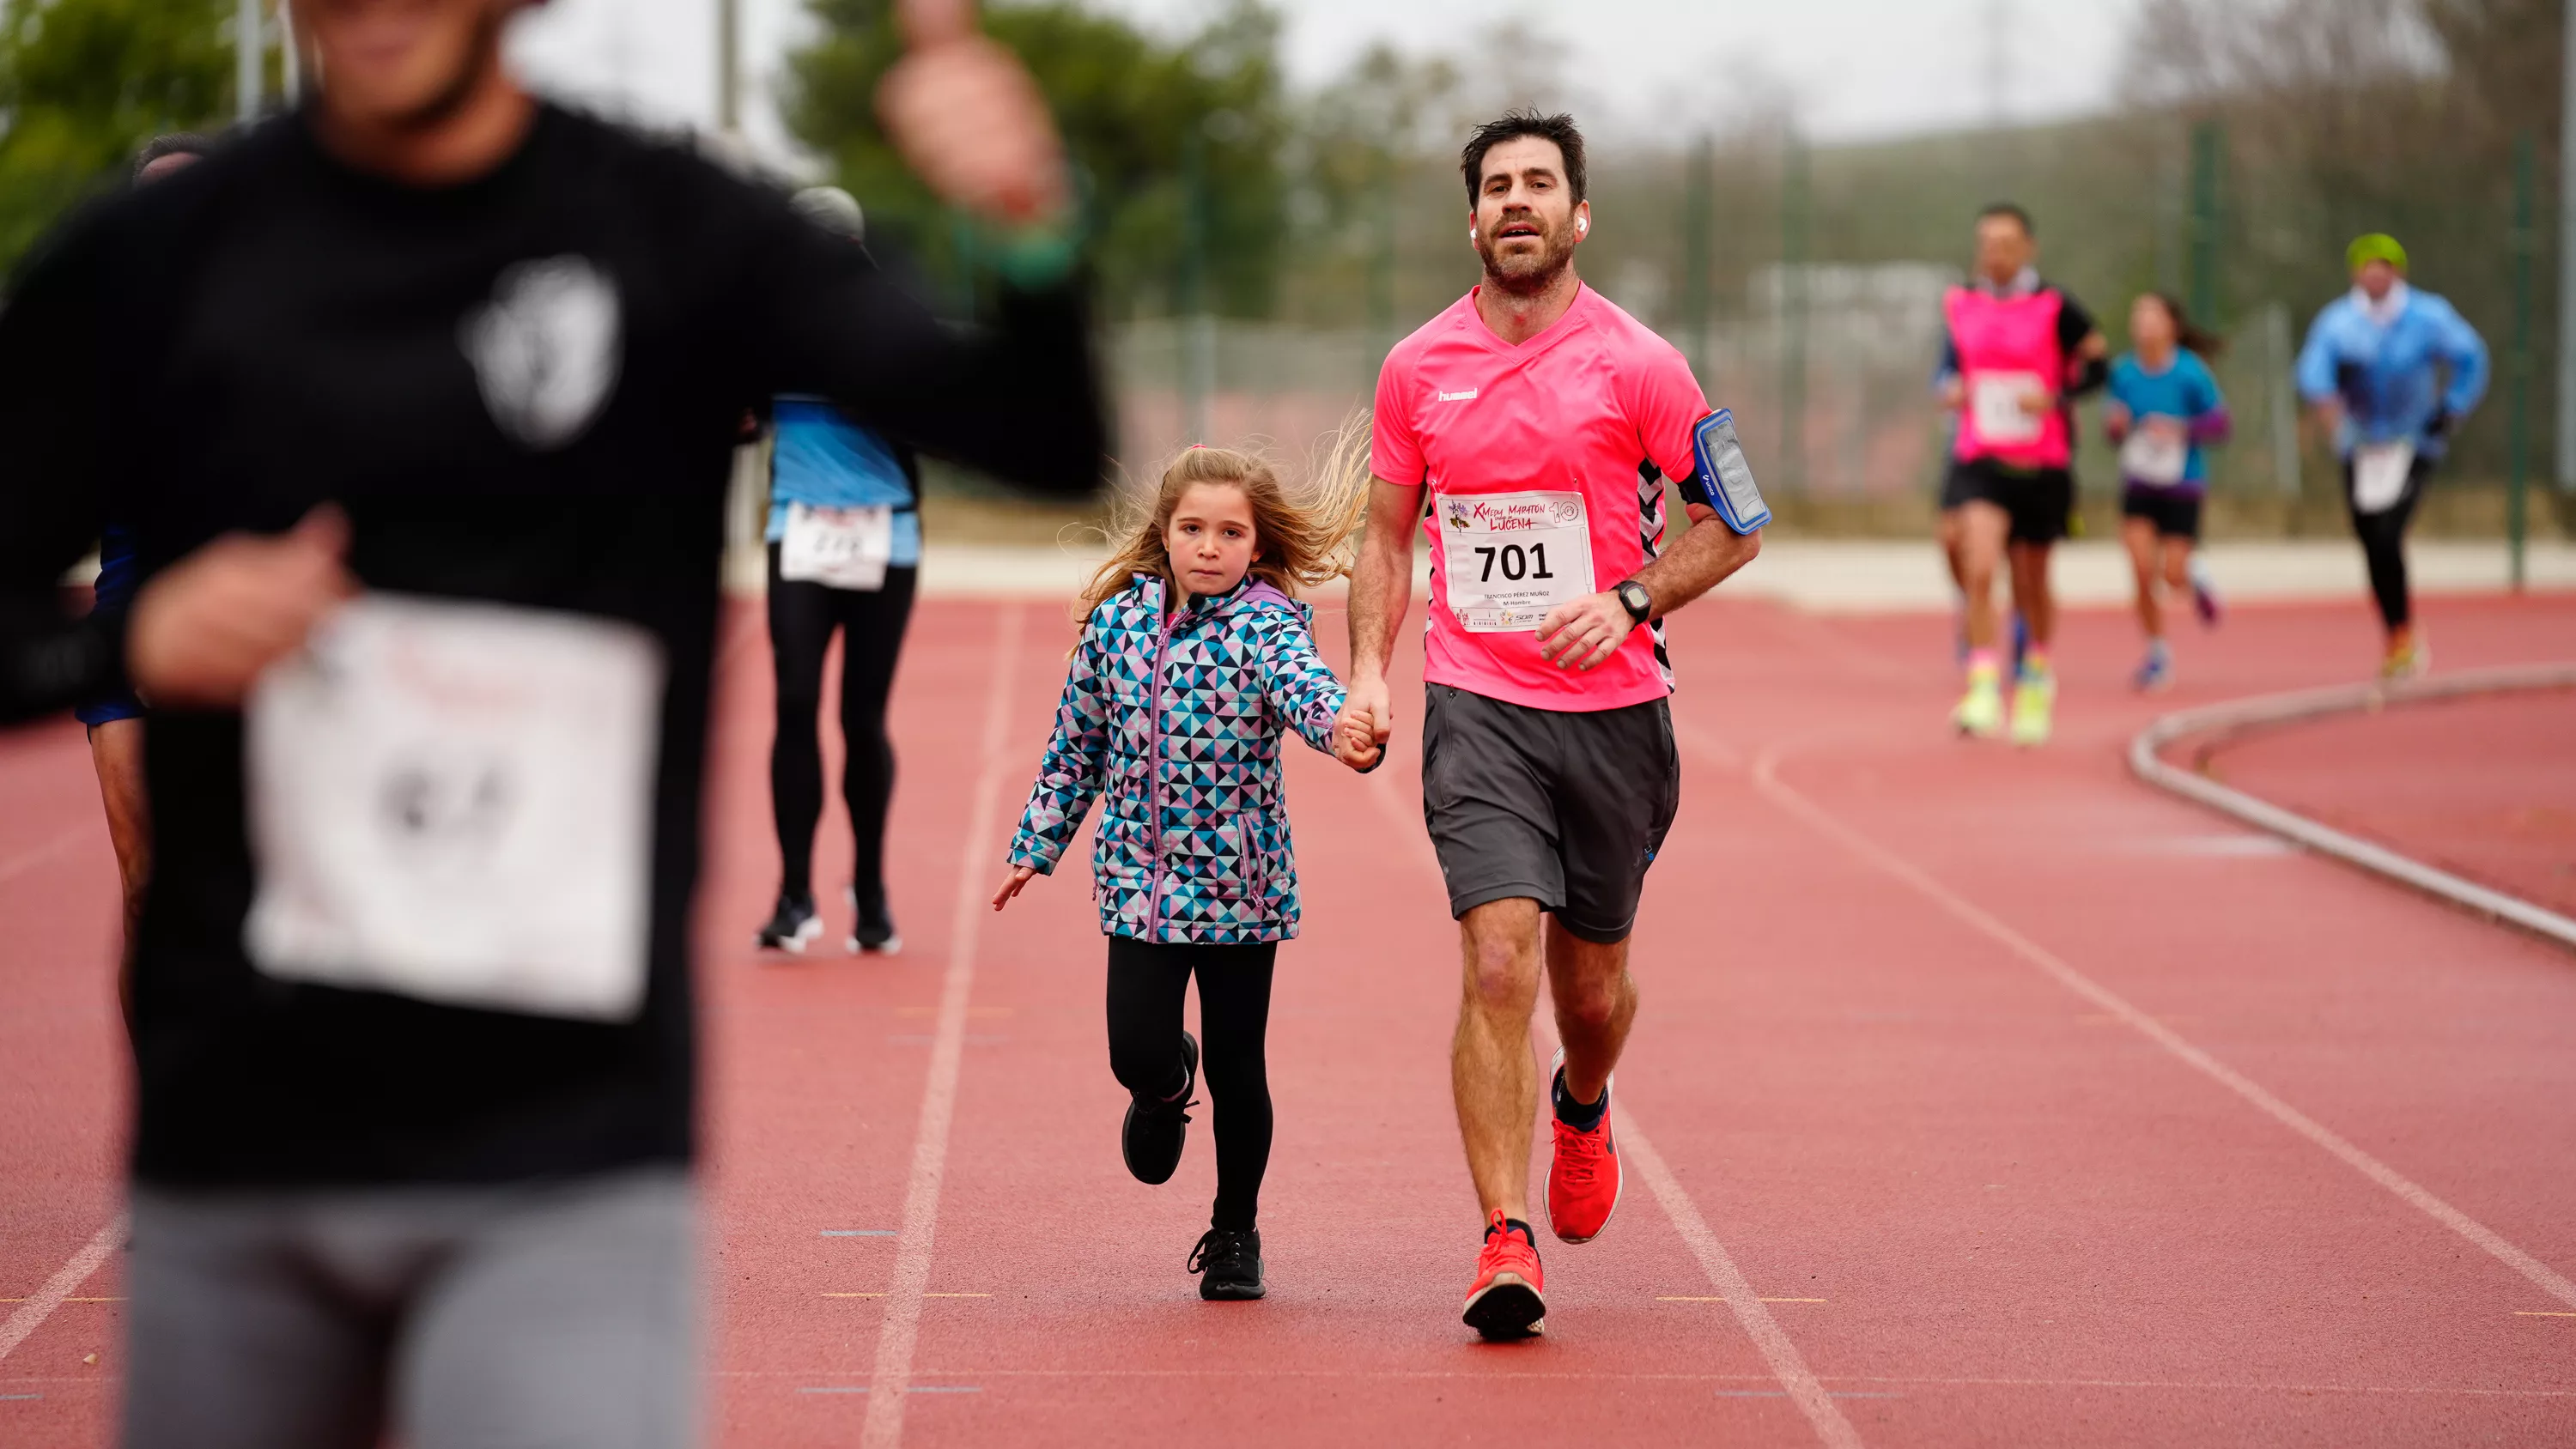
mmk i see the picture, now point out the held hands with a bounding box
[1330,712,1382,771]
[128,507,358,709]
[991,864,1037,911]
[877,0,1070,227]
[2103,400,2132,439]
[1536,591,1634,672]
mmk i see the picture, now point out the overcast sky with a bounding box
[510,0,2142,164]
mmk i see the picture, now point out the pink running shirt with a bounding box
[1372,285,1710,712]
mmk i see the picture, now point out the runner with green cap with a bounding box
[2295,233,2488,678]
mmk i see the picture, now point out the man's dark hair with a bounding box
[1978,202,2034,237]
[135,132,214,179]
[1461,110,1588,206]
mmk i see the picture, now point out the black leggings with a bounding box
[2344,457,2427,630]
[768,545,918,906]
[1105,937,1277,1232]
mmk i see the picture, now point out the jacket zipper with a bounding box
[1145,596,1180,937]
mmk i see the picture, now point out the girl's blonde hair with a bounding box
[1076,418,1374,618]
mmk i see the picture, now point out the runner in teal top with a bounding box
[2105,293,2231,691]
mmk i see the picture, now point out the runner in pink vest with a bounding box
[1933,203,2107,744]
[1340,111,1767,1341]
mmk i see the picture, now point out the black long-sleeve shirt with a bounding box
[0,103,1105,1187]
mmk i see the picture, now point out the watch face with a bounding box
[1619,582,1650,619]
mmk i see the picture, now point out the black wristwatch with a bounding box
[1614,579,1653,624]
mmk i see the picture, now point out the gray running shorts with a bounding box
[123,1167,696,1449]
[1419,682,1680,943]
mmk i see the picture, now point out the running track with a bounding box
[3,590,2573,1446]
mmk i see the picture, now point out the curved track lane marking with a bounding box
[859,603,1023,1449]
[1715,725,2576,1314]
[1360,769,1863,1448]
[0,1215,125,1366]
[2127,664,2576,949]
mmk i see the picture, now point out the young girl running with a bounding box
[992,441,1381,1302]
[2105,293,2232,691]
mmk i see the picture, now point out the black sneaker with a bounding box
[1188,1228,1265,1301]
[1121,1031,1197,1185]
[845,886,902,955]
[756,894,820,953]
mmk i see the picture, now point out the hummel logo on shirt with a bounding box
[1438,388,1479,403]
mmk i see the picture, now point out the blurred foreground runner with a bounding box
[1935,203,2107,745]
[0,0,1103,1445]
[1342,111,1765,1341]
[2295,233,2488,680]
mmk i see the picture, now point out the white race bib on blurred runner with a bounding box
[243,595,665,1022]
[1970,371,2046,445]
[2119,427,2188,486]
[1438,491,1594,633]
[2352,440,2415,515]
[780,502,894,590]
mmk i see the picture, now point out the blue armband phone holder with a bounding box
[1690,409,1771,535]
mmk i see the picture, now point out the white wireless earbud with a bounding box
[1469,227,1479,242]
[1577,217,1589,235]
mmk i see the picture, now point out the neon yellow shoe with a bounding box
[2009,670,2056,747]
[1952,673,2004,737]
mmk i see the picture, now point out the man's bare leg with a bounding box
[1956,501,2011,650]
[88,718,149,1031]
[1937,506,1968,593]
[1545,918,1635,1110]
[2008,539,2057,651]
[1454,898,1544,1221]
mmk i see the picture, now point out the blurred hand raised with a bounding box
[128,507,358,710]
[878,0,1070,227]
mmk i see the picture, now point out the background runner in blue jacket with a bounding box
[2295,233,2488,679]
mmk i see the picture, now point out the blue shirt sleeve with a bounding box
[2427,298,2490,418]
[2294,303,2343,403]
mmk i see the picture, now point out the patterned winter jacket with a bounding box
[1008,572,1358,943]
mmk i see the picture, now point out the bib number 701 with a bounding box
[1474,543,1557,583]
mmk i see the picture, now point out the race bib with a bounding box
[1971,372,2047,445]
[2352,440,2416,515]
[243,595,665,1022]
[1438,491,1594,633]
[780,502,894,590]
[2119,426,2189,487]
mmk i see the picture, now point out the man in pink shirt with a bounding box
[1341,111,1765,1341]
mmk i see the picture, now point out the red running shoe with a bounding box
[1462,1210,1546,1340]
[1545,1048,1621,1244]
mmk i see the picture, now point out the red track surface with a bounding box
[5,589,2575,1446]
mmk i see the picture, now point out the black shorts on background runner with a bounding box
[2120,485,2203,541]
[1945,458,2074,544]
[1419,683,1679,943]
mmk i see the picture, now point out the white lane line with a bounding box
[1360,766,1859,1447]
[859,603,1023,1449]
[1622,1117,1865,1448]
[0,1216,125,1366]
[1721,728,2576,1314]
[0,825,91,889]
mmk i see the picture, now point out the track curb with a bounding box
[2128,663,2576,951]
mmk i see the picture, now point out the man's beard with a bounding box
[1477,222,1577,297]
